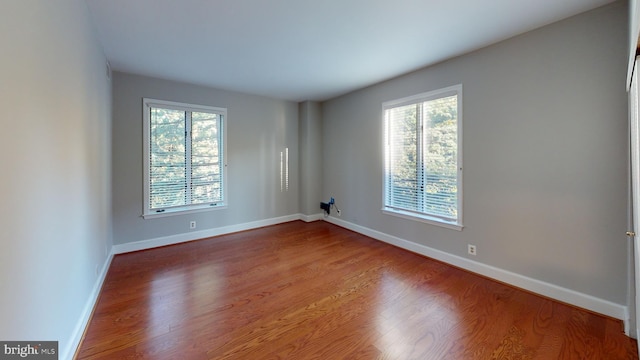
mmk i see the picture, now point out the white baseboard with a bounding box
[113,214,302,254]
[324,216,628,322]
[64,250,114,360]
[300,213,323,222]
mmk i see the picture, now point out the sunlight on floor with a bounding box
[149,263,224,337]
[149,270,187,337]
[375,271,460,357]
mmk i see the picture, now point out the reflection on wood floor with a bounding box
[76,220,638,359]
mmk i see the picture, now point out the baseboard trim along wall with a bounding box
[67,251,114,360]
[113,214,303,254]
[322,216,628,325]
[300,213,324,222]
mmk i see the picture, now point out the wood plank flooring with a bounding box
[76,221,638,359]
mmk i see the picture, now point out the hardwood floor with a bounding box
[76,221,638,359]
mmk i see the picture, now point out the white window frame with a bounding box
[142,98,227,219]
[382,84,463,231]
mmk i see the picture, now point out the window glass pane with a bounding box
[424,95,457,219]
[191,111,222,204]
[149,108,186,209]
[387,104,419,211]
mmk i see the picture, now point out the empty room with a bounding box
[3,0,640,359]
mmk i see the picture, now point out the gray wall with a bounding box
[112,73,299,244]
[299,101,323,215]
[0,0,112,358]
[321,2,629,304]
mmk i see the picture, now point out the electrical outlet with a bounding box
[190,221,196,229]
[468,244,477,256]
[337,209,341,216]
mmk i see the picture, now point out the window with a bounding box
[382,85,462,230]
[143,98,226,218]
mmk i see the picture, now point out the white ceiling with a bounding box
[85,0,616,102]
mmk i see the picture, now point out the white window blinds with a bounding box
[143,99,226,217]
[383,85,462,228]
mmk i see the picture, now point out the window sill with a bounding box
[143,204,227,219]
[381,208,463,231]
